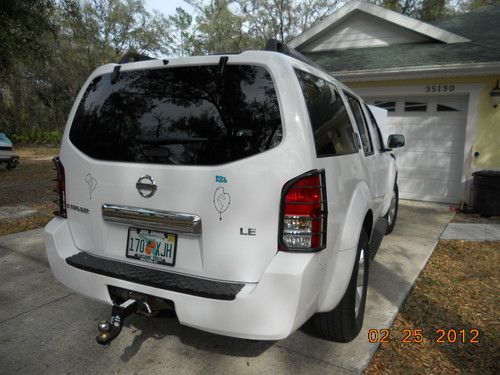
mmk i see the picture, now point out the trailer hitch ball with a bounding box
[96,299,138,346]
[98,321,111,332]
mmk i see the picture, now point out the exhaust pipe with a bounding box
[96,299,138,345]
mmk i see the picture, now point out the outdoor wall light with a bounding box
[490,79,500,108]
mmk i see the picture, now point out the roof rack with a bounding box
[118,52,155,64]
[263,39,323,70]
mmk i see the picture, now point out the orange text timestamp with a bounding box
[367,329,480,343]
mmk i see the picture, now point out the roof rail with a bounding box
[263,39,323,70]
[118,52,155,64]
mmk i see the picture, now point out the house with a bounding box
[290,0,500,205]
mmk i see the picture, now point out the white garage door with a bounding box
[368,95,467,203]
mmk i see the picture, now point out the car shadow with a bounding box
[120,310,275,363]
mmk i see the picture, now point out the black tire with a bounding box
[6,158,19,170]
[312,229,370,342]
[384,183,398,235]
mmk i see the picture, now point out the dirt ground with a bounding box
[451,211,500,224]
[365,240,500,375]
[0,146,59,236]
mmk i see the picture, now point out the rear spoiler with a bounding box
[118,52,155,64]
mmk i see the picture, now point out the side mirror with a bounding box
[387,134,405,149]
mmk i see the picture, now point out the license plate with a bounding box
[126,228,177,266]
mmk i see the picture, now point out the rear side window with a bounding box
[346,94,373,156]
[295,70,356,157]
[365,105,385,151]
[69,64,282,165]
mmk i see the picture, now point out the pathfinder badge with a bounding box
[85,173,97,200]
[213,186,231,220]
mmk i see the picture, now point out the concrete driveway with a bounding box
[0,201,452,374]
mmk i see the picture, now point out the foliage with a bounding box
[0,0,56,78]
[10,130,62,145]
[0,0,490,140]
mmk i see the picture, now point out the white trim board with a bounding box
[330,62,500,82]
[289,0,469,50]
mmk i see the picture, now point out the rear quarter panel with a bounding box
[315,155,375,312]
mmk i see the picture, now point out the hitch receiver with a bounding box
[96,299,138,345]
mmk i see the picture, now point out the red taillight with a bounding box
[53,156,67,218]
[279,170,327,251]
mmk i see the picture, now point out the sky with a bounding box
[144,0,193,16]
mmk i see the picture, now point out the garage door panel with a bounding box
[399,124,429,139]
[426,139,463,152]
[398,166,461,181]
[368,94,467,204]
[399,177,461,203]
[424,180,461,203]
[398,177,425,197]
[428,153,463,172]
[430,125,464,140]
[397,151,426,168]
[406,139,462,152]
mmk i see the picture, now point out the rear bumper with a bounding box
[44,218,324,340]
[0,155,18,163]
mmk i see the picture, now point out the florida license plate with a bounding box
[126,228,177,266]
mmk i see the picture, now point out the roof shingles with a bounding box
[304,4,500,72]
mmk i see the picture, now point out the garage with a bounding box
[367,95,468,203]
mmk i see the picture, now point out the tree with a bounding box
[460,0,498,11]
[185,0,252,53]
[0,0,175,137]
[368,0,421,17]
[0,0,55,79]
[168,7,199,56]
[418,0,448,20]
[237,0,340,45]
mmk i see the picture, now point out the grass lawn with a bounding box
[0,145,59,236]
[365,240,499,374]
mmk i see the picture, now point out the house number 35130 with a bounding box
[425,84,455,93]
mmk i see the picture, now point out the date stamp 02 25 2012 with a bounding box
[367,329,480,344]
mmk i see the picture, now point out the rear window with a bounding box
[69,64,282,165]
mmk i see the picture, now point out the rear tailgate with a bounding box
[61,57,315,283]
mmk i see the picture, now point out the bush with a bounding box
[10,130,62,145]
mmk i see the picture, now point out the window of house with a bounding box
[404,101,427,112]
[374,100,396,112]
[436,97,464,112]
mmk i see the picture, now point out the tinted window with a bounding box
[346,95,373,155]
[295,70,356,157]
[365,105,385,150]
[69,65,282,165]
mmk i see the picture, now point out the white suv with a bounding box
[45,41,404,344]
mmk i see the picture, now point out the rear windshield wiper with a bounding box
[135,136,209,145]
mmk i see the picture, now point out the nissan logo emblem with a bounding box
[136,175,157,198]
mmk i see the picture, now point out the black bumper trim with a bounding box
[66,252,244,301]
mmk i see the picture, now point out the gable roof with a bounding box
[289,0,469,50]
[298,3,500,80]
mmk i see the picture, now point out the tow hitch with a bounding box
[96,299,138,345]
